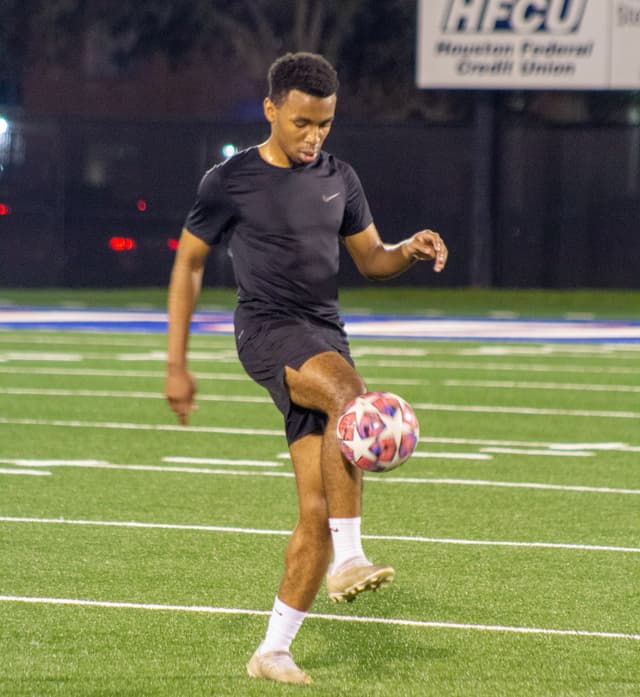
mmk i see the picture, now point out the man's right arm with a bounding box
[165,228,211,425]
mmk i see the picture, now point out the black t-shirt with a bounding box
[184,147,373,328]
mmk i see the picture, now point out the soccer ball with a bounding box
[336,391,420,472]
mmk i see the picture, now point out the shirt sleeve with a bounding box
[338,162,374,238]
[183,165,236,246]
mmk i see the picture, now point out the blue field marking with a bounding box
[1,307,640,342]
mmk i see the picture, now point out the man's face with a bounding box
[264,89,336,166]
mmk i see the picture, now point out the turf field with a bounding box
[1,289,639,696]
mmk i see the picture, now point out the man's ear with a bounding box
[263,97,276,124]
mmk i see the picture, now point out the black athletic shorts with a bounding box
[234,310,354,445]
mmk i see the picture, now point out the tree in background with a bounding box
[0,0,468,122]
[1,0,634,123]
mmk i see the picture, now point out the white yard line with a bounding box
[0,417,284,437]
[0,334,230,348]
[0,461,287,475]
[0,468,51,476]
[0,387,271,402]
[1,516,638,554]
[162,456,282,468]
[0,595,638,641]
[355,359,640,376]
[0,459,637,495]
[445,380,640,394]
[3,331,640,357]
[410,452,493,460]
[456,344,640,357]
[2,353,640,375]
[0,418,638,453]
[2,388,639,419]
[0,366,250,380]
[421,437,639,452]
[413,403,640,419]
[366,476,640,495]
[479,448,593,457]
[0,366,419,386]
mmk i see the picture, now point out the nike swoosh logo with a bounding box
[322,193,340,202]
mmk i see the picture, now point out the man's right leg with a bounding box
[285,352,395,602]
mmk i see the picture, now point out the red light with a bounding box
[0,203,11,216]
[109,236,136,252]
[167,238,179,251]
[136,199,148,212]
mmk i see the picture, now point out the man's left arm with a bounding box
[344,223,448,280]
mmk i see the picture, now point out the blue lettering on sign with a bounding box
[442,0,588,34]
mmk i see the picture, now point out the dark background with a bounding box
[0,0,638,289]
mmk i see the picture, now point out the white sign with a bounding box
[417,0,640,89]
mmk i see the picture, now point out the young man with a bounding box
[166,52,448,685]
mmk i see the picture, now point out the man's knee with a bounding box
[299,493,330,528]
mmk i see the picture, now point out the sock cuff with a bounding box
[273,596,307,623]
[329,516,362,529]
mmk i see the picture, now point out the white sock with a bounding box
[329,516,367,573]
[258,596,307,655]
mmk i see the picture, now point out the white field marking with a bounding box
[345,318,640,341]
[0,350,237,364]
[162,456,282,468]
[445,379,640,394]
[0,351,83,362]
[0,468,51,476]
[115,350,238,362]
[355,359,640,376]
[0,350,174,363]
[0,366,251,381]
[1,459,107,466]
[0,310,169,324]
[351,346,430,357]
[2,516,639,554]
[457,344,640,357]
[409,452,493,460]
[0,365,419,387]
[0,595,638,641]
[275,451,490,462]
[413,402,640,420]
[0,457,282,469]
[2,332,637,358]
[3,386,637,420]
[0,460,285,476]
[421,437,638,452]
[0,417,284,436]
[365,476,640,495]
[0,387,271,404]
[13,352,634,374]
[480,448,593,457]
[1,417,639,454]
[0,334,234,350]
[0,458,637,495]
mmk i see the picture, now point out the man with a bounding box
[165,52,448,685]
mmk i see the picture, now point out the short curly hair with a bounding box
[267,52,339,105]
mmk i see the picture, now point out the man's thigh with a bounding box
[236,319,357,442]
[285,351,366,415]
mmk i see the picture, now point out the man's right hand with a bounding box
[165,365,197,425]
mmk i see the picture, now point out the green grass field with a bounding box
[1,289,639,696]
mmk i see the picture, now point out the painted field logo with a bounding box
[442,0,589,34]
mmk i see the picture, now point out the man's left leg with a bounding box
[247,432,331,685]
